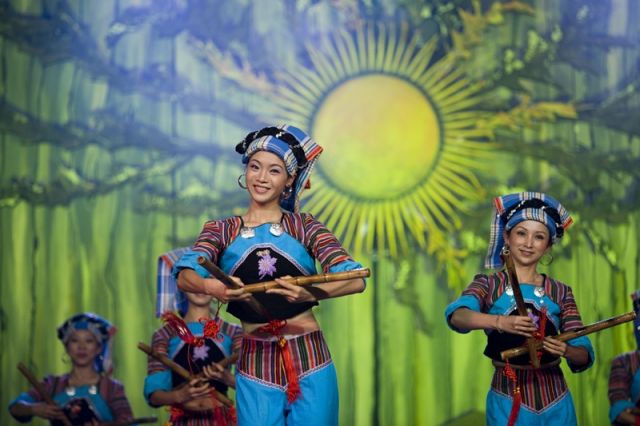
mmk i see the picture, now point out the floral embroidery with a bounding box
[257,249,277,279]
[192,344,210,361]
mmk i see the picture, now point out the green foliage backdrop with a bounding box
[1,0,639,425]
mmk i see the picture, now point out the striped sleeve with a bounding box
[608,353,636,423]
[172,218,242,280]
[444,274,491,333]
[230,323,244,354]
[147,327,171,374]
[106,379,134,422]
[8,376,57,422]
[559,285,584,332]
[301,213,358,272]
[559,284,595,372]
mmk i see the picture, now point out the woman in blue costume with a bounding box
[173,125,366,426]
[144,247,243,425]
[445,192,594,426]
[9,313,134,425]
[608,290,640,425]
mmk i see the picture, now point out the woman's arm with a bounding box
[9,401,65,421]
[149,380,211,406]
[266,276,364,303]
[450,308,536,336]
[177,269,248,302]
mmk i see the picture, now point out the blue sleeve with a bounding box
[144,371,172,406]
[566,335,595,372]
[444,295,481,334]
[8,393,36,423]
[610,399,635,424]
[171,250,212,281]
[328,260,367,286]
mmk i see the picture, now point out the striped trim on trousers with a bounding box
[491,364,568,412]
[237,330,332,389]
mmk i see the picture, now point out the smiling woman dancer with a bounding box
[445,192,594,426]
[9,313,134,425]
[173,125,366,426]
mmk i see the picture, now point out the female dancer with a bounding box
[174,125,366,425]
[145,248,243,425]
[608,290,640,425]
[445,192,594,426]
[9,312,134,424]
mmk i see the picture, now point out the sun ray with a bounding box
[269,23,494,258]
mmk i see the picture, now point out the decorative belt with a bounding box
[492,359,561,370]
[237,330,332,388]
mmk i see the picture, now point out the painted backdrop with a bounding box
[1,0,640,425]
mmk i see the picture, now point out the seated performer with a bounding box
[9,312,135,425]
[608,290,640,425]
[144,247,243,425]
[445,192,594,426]
[173,125,366,426]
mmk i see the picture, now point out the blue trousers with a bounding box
[236,362,339,426]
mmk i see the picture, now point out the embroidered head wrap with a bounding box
[235,125,323,212]
[57,312,116,373]
[485,192,573,269]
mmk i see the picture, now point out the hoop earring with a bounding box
[540,251,553,266]
[237,173,247,189]
[501,244,510,256]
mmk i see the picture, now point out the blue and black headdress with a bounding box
[485,192,573,269]
[235,125,323,212]
[57,312,116,374]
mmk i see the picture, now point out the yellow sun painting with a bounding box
[270,24,495,258]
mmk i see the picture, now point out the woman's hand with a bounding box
[202,363,236,388]
[542,336,568,357]
[495,315,537,336]
[30,403,66,420]
[266,277,317,303]
[203,278,251,303]
[174,379,211,404]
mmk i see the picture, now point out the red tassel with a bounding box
[162,312,199,345]
[533,307,548,360]
[228,406,238,425]
[168,406,184,424]
[200,317,222,342]
[504,361,521,426]
[258,320,301,402]
[507,387,522,426]
[279,336,301,402]
[635,412,640,426]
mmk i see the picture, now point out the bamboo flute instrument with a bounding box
[503,251,541,368]
[101,416,157,426]
[501,311,636,361]
[137,342,234,407]
[16,362,73,426]
[242,269,370,293]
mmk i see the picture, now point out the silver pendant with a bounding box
[269,223,284,237]
[65,386,76,396]
[240,227,255,239]
[89,384,97,395]
[505,285,513,296]
[534,286,545,297]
